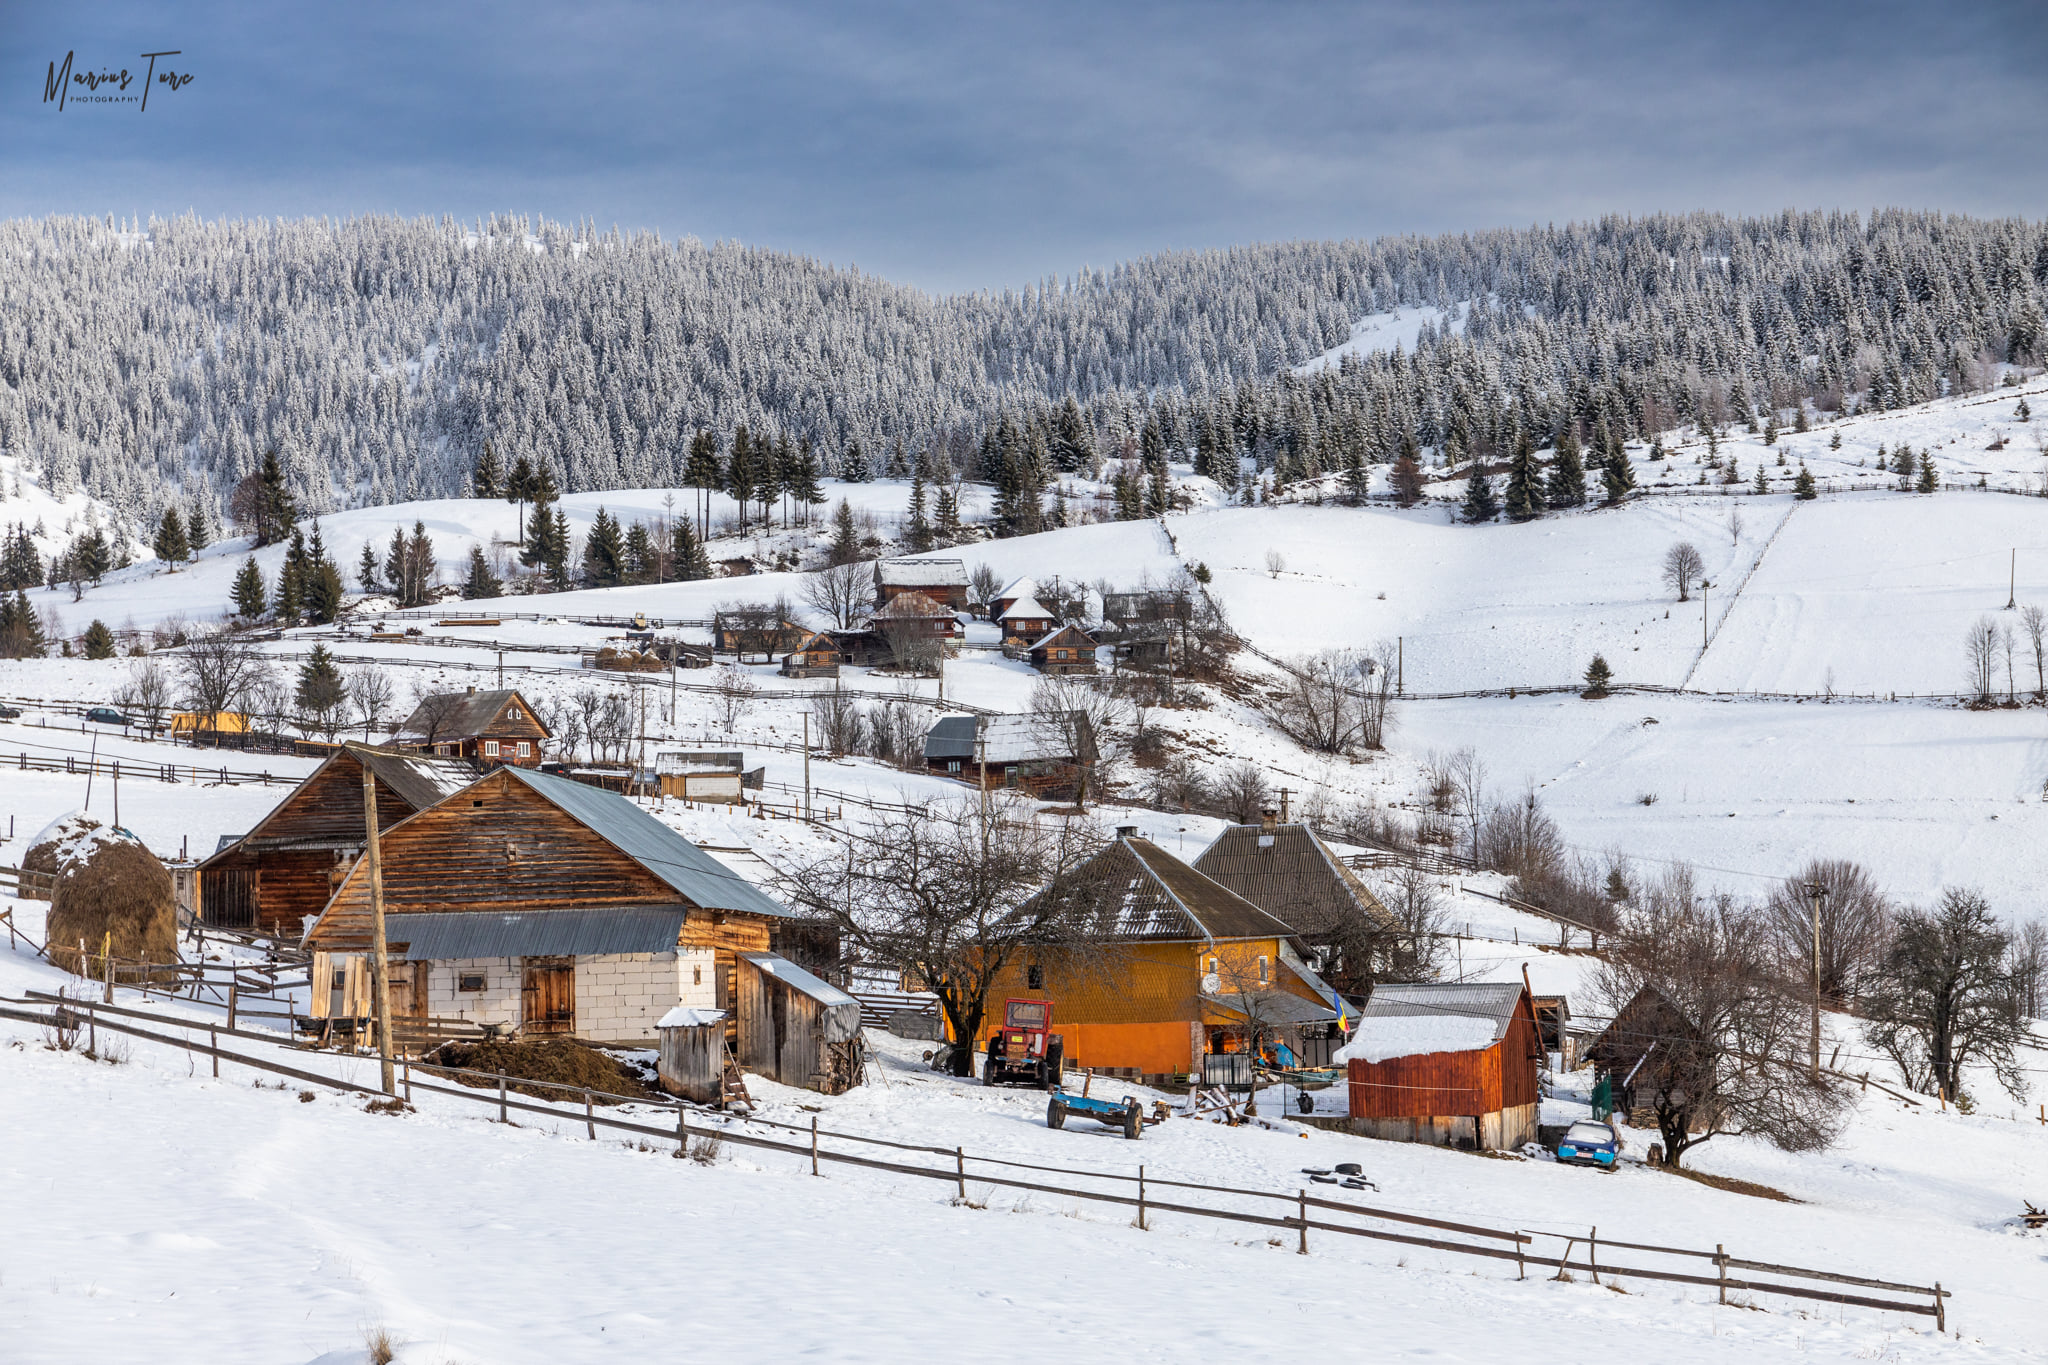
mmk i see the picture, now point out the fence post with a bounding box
[586,1087,596,1140]
[498,1070,508,1123]
[955,1147,967,1201]
[1138,1165,1147,1230]
[1515,1232,1525,1280]
[1588,1226,1599,1286]
[403,1058,412,1104]
[1716,1244,1727,1304]
[227,982,238,1033]
[1934,1283,1945,1332]
[210,1026,219,1078]
[1298,1190,1308,1255]
[676,1103,688,1157]
[811,1116,820,1176]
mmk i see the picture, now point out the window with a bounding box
[1257,956,1270,983]
[458,972,487,993]
[517,741,531,757]
[435,743,453,757]
[1026,964,1044,990]
[483,740,500,757]
[1205,956,1219,976]
[692,965,703,986]
[946,759,961,773]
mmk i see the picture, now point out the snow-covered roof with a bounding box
[870,591,957,621]
[924,712,1090,765]
[1334,982,1526,1065]
[995,575,1036,602]
[657,1006,727,1029]
[875,558,969,588]
[999,596,1055,622]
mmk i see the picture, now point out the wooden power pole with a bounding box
[1808,880,1826,1083]
[361,757,397,1096]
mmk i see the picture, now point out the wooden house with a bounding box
[1192,815,1395,997]
[169,710,249,739]
[391,687,549,767]
[713,608,803,661]
[1582,985,1694,1118]
[196,743,475,935]
[991,575,1038,620]
[734,952,864,1094]
[923,712,1096,796]
[977,830,1337,1081]
[874,557,971,611]
[1025,624,1098,675]
[300,765,808,1051]
[778,629,843,678]
[1335,982,1543,1150]
[996,595,1058,643]
[866,591,961,643]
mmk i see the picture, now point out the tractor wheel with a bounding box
[983,1056,999,1086]
[1043,1039,1065,1090]
[1047,1097,1067,1130]
[1123,1099,1143,1140]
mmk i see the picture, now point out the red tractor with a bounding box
[983,998,1065,1088]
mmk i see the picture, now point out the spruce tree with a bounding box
[0,525,41,590]
[82,619,116,659]
[828,498,861,567]
[793,437,825,521]
[1459,466,1499,524]
[294,644,346,730]
[905,469,934,552]
[303,522,345,624]
[1546,426,1585,508]
[1915,450,1938,494]
[935,482,961,534]
[727,426,757,528]
[74,525,113,582]
[1340,446,1370,506]
[506,452,536,541]
[1503,429,1543,521]
[1794,464,1818,500]
[546,509,573,591]
[1763,412,1779,446]
[885,439,909,481]
[1602,442,1637,504]
[473,440,504,498]
[1829,430,1842,450]
[1390,434,1425,508]
[231,556,267,618]
[462,545,503,598]
[187,503,210,554]
[152,506,189,569]
[1754,464,1770,494]
[623,521,657,584]
[357,541,381,593]
[582,506,625,587]
[2017,397,2032,423]
[1794,404,1810,433]
[669,514,711,581]
[685,430,723,541]
[254,449,297,547]
[841,438,870,483]
[0,590,48,659]
[1582,654,1613,698]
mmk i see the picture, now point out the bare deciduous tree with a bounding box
[1356,640,1398,751]
[1662,541,1705,602]
[1448,746,1487,862]
[118,657,175,734]
[778,796,1108,1076]
[1028,674,1125,808]
[1264,549,1285,579]
[802,561,872,630]
[1358,863,1451,983]
[1963,616,1999,702]
[1761,859,1892,1006]
[967,562,1002,614]
[1264,649,1369,756]
[346,665,396,741]
[2020,603,2046,696]
[1860,888,2026,1103]
[1214,761,1270,825]
[175,626,268,744]
[1596,869,1849,1168]
[712,665,757,736]
[809,685,863,756]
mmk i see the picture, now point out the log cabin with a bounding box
[196,743,476,935]
[778,629,843,678]
[866,591,962,642]
[301,765,803,1049]
[995,595,1057,643]
[976,830,1338,1082]
[1335,982,1543,1150]
[1024,624,1098,675]
[391,687,549,767]
[990,575,1038,620]
[874,557,971,611]
[923,712,1097,797]
[1192,813,1396,997]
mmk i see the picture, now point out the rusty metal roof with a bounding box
[390,907,690,960]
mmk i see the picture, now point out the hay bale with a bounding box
[21,812,104,897]
[46,827,177,982]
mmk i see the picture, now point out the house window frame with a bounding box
[483,740,500,758]
[517,741,531,757]
[457,971,487,993]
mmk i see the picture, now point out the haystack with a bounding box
[22,812,104,897]
[45,825,177,982]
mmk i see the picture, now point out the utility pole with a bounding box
[802,712,812,822]
[636,685,649,799]
[496,650,504,690]
[361,756,396,1096]
[977,723,990,859]
[2008,548,2016,610]
[1277,786,1292,822]
[1396,636,1403,696]
[1808,880,1826,1083]
[1702,582,1709,652]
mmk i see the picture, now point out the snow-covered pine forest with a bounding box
[3,209,2045,535]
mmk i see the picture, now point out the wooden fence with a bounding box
[0,996,1952,1329]
[0,750,298,788]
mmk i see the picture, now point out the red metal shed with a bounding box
[1335,982,1542,1150]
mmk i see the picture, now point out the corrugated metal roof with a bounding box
[1193,823,1394,936]
[393,688,544,743]
[1202,991,1341,1026]
[352,744,479,812]
[502,766,794,920]
[739,951,857,1008]
[391,907,690,960]
[875,558,969,587]
[1017,837,1299,943]
[922,713,1092,765]
[1359,982,1524,1045]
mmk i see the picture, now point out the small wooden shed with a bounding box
[657,1006,729,1103]
[1336,982,1542,1151]
[735,951,863,1094]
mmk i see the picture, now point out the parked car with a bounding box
[84,707,132,727]
[0,703,21,720]
[1556,1119,1623,1169]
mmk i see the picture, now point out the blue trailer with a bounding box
[1045,1087,1144,1140]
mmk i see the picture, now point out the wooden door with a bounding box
[522,957,575,1034]
[393,962,431,1021]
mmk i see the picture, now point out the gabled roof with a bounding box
[1334,982,1527,1065]
[995,575,1036,602]
[393,688,545,743]
[199,744,475,866]
[870,590,957,622]
[500,767,792,919]
[1018,835,1299,943]
[998,595,1055,622]
[1028,624,1096,652]
[1193,823,1394,937]
[923,712,1093,765]
[875,558,969,588]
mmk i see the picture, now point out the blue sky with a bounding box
[5,1,2046,292]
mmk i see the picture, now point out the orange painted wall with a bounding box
[1058,1021,1197,1075]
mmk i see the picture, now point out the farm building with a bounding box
[1581,986,1694,1119]
[995,595,1057,643]
[866,591,962,645]
[1192,814,1396,996]
[654,751,746,804]
[1335,982,1543,1151]
[712,608,803,660]
[196,743,475,935]
[990,575,1037,619]
[300,765,812,1053]
[391,687,549,767]
[779,629,843,678]
[734,952,864,1094]
[874,557,971,611]
[1024,624,1098,675]
[977,829,1338,1082]
[168,710,249,739]
[923,712,1096,796]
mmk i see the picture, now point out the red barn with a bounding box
[1335,982,1542,1150]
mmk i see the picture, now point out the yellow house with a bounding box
[984,829,1340,1081]
[169,710,249,736]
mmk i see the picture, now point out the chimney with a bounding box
[1115,825,1138,838]
[1259,807,1278,833]
[466,685,477,696]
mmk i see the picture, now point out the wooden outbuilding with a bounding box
[712,608,803,661]
[391,687,549,767]
[196,743,475,935]
[874,557,970,611]
[978,830,1337,1082]
[995,595,1057,643]
[1582,985,1695,1117]
[656,1006,729,1103]
[923,712,1096,797]
[867,591,961,642]
[169,710,249,739]
[779,629,843,678]
[1024,624,1098,675]
[1336,982,1543,1150]
[655,751,745,804]
[990,575,1038,620]
[735,951,864,1094]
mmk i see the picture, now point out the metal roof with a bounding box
[391,907,690,960]
[502,766,794,919]
[393,688,544,743]
[738,951,857,1008]
[1202,991,1341,1026]
[1358,982,1526,1046]
[922,712,1093,765]
[1193,823,1394,936]
[351,744,479,812]
[875,558,969,587]
[1016,836,1299,943]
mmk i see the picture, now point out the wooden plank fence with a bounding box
[0,996,1952,1329]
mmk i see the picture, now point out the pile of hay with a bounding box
[424,1038,658,1104]
[22,813,105,897]
[44,823,177,982]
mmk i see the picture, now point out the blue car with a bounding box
[1556,1119,1623,1169]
